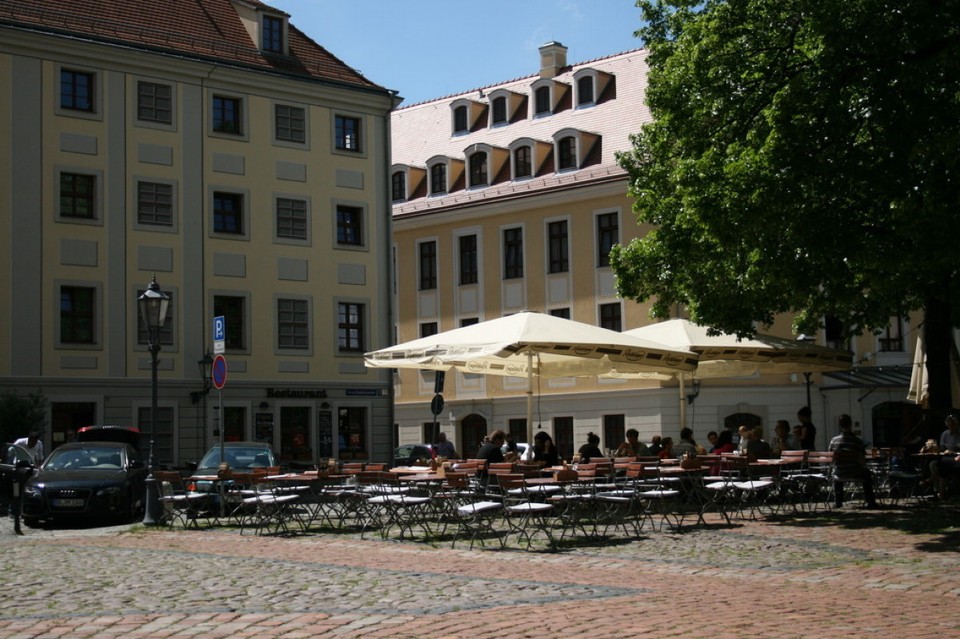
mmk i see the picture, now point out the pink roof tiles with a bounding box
[392,47,651,217]
[0,0,384,92]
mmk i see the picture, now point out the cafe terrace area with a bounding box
[158,447,939,551]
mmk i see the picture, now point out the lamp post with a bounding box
[138,275,170,526]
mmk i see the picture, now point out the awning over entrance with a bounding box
[821,365,912,391]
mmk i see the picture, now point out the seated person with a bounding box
[476,430,506,485]
[578,432,603,463]
[672,427,698,459]
[828,414,878,508]
[532,431,559,467]
[927,452,960,499]
[657,437,674,460]
[711,430,736,454]
[745,426,773,460]
[615,428,649,457]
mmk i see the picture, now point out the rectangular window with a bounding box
[275,104,305,143]
[430,164,447,195]
[280,406,311,463]
[548,220,569,273]
[60,173,96,219]
[213,192,243,234]
[453,105,468,133]
[554,416,574,460]
[137,181,173,226]
[214,295,245,349]
[60,286,95,344]
[879,316,904,352]
[597,212,619,267]
[419,241,437,290]
[492,97,507,124]
[507,418,526,445]
[262,15,284,53]
[276,197,307,240]
[136,289,174,346]
[577,76,595,105]
[469,152,488,187]
[550,307,570,319]
[335,115,361,151]
[336,204,364,246]
[60,69,94,112]
[338,406,368,460]
[277,298,309,349]
[420,322,438,338]
[558,136,577,170]
[138,406,174,467]
[603,414,625,453]
[459,234,478,285]
[535,86,551,115]
[514,146,532,178]
[503,227,524,279]
[137,81,172,124]
[391,172,406,202]
[338,302,365,352]
[213,96,242,134]
[599,302,622,332]
[461,317,479,327]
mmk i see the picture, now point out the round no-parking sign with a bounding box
[212,354,227,390]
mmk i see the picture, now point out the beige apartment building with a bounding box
[389,43,920,459]
[0,1,397,466]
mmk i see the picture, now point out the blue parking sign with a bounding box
[213,316,225,341]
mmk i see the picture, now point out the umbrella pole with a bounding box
[526,351,534,446]
[679,375,686,429]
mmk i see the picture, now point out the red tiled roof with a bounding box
[0,0,385,92]
[392,48,651,216]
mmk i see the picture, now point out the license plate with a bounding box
[52,498,84,508]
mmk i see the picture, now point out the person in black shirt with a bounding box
[533,431,560,467]
[578,432,603,463]
[476,430,506,487]
[797,406,818,451]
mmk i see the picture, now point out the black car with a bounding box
[22,441,147,526]
[393,443,435,467]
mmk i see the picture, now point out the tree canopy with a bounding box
[613,0,960,411]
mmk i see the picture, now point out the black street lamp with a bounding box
[138,274,170,526]
[191,353,214,404]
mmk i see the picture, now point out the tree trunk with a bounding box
[922,294,954,439]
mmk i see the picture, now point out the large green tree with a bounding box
[613,0,960,415]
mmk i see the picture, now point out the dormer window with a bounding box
[573,68,614,108]
[553,128,600,172]
[262,15,284,53]
[450,98,486,135]
[509,137,553,180]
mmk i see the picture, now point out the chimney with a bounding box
[539,41,568,79]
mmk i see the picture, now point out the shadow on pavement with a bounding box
[767,500,960,553]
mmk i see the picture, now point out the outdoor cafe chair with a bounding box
[155,470,211,529]
[239,474,303,536]
[499,475,556,550]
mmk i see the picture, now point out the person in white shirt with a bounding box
[13,432,44,465]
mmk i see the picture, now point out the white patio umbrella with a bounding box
[907,329,960,408]
[614,318,853,427]
[364,311,698,444]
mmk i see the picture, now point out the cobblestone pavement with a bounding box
[0,501,958,639]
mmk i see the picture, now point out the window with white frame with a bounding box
[469,152,488,187]
[430,163,447,195]
[514,145,532,179]
[597,212,619,267]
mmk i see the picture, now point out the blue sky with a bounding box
[269,1,645,106]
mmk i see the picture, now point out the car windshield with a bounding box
[44,446,123,471]
[198,446,275,470]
